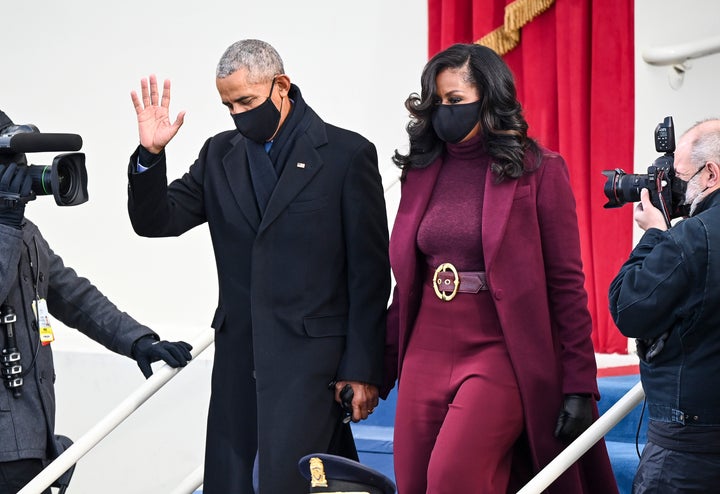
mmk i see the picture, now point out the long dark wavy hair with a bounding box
[393,43,540,181]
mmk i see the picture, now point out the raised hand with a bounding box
[130,74,186,154]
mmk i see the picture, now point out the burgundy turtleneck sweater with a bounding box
[417,135,490,272]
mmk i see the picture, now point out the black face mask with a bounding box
[676,166,710,216]
[232,78,281,144]
[670,176,691,217]
[432,101,481,143]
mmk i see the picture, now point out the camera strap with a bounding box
[24,236,53,345]
[0,303,23,398]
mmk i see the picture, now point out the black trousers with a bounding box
[633,441,720,493]
[0,459,50,494]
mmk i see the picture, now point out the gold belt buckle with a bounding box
[433,262,459,301]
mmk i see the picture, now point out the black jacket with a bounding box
[0,220,154,463]
[127,85,390,493]
[610,190,720,426]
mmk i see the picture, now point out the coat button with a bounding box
[494,289,504,300]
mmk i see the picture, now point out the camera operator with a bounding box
[0,111,193,493]
[609,118,720,493]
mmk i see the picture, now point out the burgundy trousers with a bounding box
[394,279,524,494]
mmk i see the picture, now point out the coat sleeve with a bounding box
[0,223,24,305]
[380,284,399,399]
[41,232,157,357]
[127,143,208,237]
[535,154,599,396]
[608,225,697,339]
[337,140,391,387]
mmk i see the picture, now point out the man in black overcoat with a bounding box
[126,39,390,493]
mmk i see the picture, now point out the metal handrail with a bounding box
[18,329,215,494]
[642,34,720,66]
[517,381,645,494]
[169,465,204,494]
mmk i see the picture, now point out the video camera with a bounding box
[0,110,88,207]
[602,116,688,227]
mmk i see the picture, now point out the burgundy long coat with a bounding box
[383,148,619,493]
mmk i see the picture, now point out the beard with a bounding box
[684,175,707,216]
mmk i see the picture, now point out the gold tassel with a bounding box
[476,0,555,55]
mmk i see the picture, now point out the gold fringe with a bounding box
[476,0,555,55]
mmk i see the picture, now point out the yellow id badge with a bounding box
[32,299,55,345]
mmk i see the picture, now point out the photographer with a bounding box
[609,118,720,493]
[0,111,193,493]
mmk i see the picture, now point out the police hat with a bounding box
[298,453,396,494]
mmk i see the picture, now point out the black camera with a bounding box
[0,114,88,207]
[602,116,688,225]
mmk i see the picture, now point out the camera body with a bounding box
[0,113,88,207]
[602,116,688,223]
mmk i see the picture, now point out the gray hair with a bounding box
[216,39,284,83]
[689,119,720,170]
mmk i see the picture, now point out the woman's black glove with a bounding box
[554,393,593,442]
[0,163,32,229]
[132,335,193,378]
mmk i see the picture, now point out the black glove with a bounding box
[132,335,193,378]
[0,163,32,229]
[554,393,593,442]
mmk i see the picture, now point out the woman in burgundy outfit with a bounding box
[382,44,618,494]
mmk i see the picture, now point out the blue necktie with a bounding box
[245,140,277,214]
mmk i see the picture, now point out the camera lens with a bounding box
[55,160,76,198]
[27,165,53,196]
[27,163,76,198]
[602,169,647,208]
[25,153,88,206]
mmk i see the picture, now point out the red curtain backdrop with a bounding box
[428,0,634,353]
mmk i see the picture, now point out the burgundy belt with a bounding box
[431,263,488,301]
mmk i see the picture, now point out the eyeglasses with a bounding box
[676,164,707,181]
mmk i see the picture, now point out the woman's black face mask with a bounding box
[432,101,481,143]
[232,78,281,144]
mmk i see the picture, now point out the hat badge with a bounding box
[309,457,328,487]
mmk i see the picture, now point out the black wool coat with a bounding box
[127,87,390,493]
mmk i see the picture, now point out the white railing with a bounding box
[169,465,204,494]
[518,381,645,494]
[642,34,720,66]
[18,329,215,494]
[642,35,720,88]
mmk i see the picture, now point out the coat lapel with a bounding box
[481,173,518,273]
[222,134,261,231]
[391,160,443,304]
[259,132,324,234]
